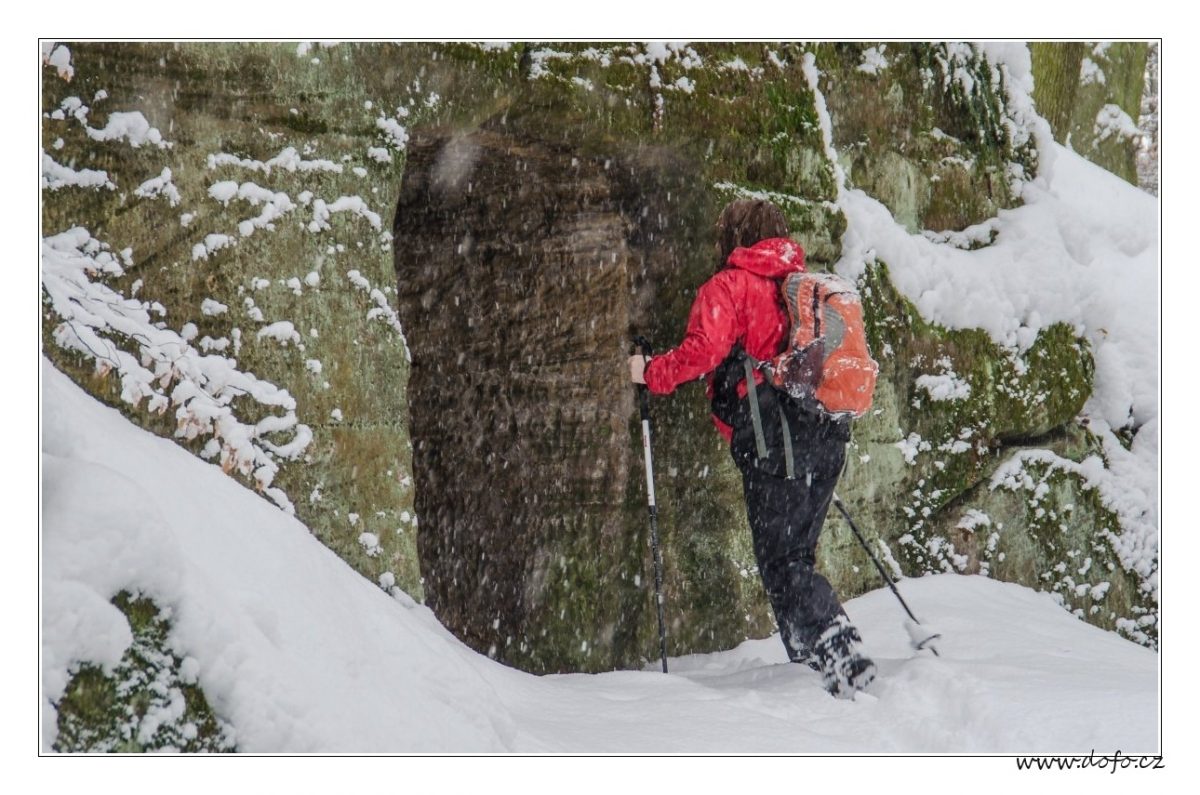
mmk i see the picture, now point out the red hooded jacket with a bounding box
[643,237,806,442]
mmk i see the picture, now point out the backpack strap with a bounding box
[779,408,796,480]
[812,281,822,339]
[743,351,796,478]
[742,356,769,461]
[714,344,798,479]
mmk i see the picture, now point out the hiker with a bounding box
[629,198,876,697]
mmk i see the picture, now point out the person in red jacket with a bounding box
[630,199,875,698]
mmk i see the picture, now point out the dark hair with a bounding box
[715,199,789,270]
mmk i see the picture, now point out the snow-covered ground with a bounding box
[41,358,1157,754]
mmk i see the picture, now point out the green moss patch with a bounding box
[53,592,236,753]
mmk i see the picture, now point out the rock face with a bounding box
[393,130,687,670]
[43,43,1156,691]
[820,43,1035,232]
[1029,42,1149,185]
[40,42,430,604]
[393,132,652,672]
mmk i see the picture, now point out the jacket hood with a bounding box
[725,237,806,278]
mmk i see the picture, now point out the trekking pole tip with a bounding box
[904,618,942,656]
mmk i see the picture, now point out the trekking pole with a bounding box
[634,335,669,674]
[832,492,940,656]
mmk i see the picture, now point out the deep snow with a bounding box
[41,358,1157,753]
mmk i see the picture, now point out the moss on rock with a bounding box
[817,43,1035,233]
[1030,42,1148,185]
[826,261,1097,599]
[53,592,235,753]
[42,42,430,600]
[930,452,1156,646]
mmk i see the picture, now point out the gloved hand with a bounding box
[629,354,649,384]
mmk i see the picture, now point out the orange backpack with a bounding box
[766,271,878,418]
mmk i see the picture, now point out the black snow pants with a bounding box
[740,455,846,660]
[713,349,853,660]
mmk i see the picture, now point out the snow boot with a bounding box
[789,647,822,672]
[814,618,876,699]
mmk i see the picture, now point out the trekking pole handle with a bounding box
[633,335,656,503]
[633,336,654,422]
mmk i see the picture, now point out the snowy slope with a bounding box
[41,358,1158,753]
